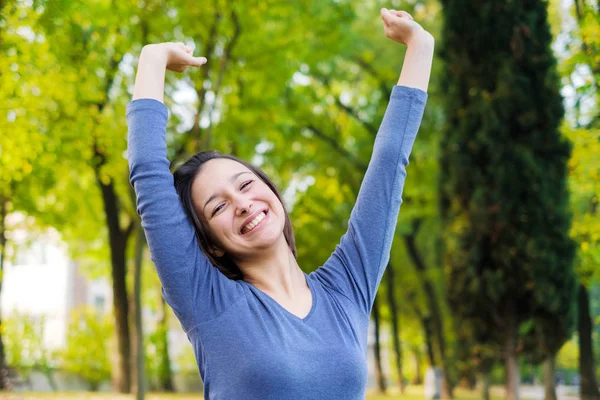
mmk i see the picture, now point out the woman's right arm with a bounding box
[127,43,241,333]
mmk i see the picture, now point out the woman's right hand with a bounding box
[133,42,206,101]
[141,42,207,72]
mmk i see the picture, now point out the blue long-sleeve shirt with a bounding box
[127,85,427,400]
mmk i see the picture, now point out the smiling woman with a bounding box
[127,7,433,400]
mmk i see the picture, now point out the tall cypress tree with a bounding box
[438,1,576,399]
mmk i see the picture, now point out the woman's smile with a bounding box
[241,210,269,235]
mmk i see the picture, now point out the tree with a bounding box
[439,1,576,400]
[554,1,600,398]
[33,0,140,390]
[1,0,77,389]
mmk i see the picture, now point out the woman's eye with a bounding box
[212,204,224,216]
[241,180,253,190]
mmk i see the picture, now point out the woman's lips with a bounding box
[241,210,269,235]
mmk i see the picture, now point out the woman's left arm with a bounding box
[314,10,434,315]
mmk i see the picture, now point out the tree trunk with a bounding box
[0,12,10,391]
[372,296,387,393]
[412,348,423,385]
[455,324,477,390]
[385,263,405,392]
[0,198,9,390]
[578,284,600,400]
[504,315,520,400]
[110,236,131,393]
[43,369,58,392]
[406,291,436,369]
[404,226,453,398]
[543,354,557,400]
[481,369,491,400]
[440,364,453,399]
[91,47,133,391]
[131,224,145,400]
[422,316,436,367]
[158,296,174,392]
[97,179,133,393]
[458,375,476,390]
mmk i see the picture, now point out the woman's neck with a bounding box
[238,236,305,297]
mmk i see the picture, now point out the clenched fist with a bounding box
[380,8,433,47]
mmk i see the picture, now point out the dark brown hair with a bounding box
[173,151,296,280]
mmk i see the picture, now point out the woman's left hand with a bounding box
[380,8,431,47]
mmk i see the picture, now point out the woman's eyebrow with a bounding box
[229,171,251,183]
[203,171,252,211]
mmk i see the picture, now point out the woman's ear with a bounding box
[211,247,225,257]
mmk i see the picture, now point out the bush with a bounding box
[58,306,113,391]
[4,311,57,388]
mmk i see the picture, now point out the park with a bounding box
[0,0,598,399]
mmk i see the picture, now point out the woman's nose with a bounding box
[235,198,253,216]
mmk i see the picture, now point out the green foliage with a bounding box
[1,0,110,275]
[556,336,579,371]
[144,321,172,391]
[58,307,113,391]
[568,138,600,279]
[3,0,455,388]
[4,311,53,378]
[558,6,600,286]
[0,0,77,221]
[550,0,600,383]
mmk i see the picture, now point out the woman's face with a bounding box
[191,158,286,260]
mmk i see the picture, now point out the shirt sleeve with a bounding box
[312,85,428,315]
[127,99,242,333]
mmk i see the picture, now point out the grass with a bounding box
[368,386,504,400]
[0,386,505,400]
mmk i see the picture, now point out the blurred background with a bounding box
[0,0,598,399]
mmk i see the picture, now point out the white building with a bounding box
[0,213,112,350]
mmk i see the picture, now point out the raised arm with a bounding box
[313,10,434,315]
[128,43,240,333]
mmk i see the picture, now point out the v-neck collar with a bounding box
[242,273,317,322]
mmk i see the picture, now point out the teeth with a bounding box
[242,211,266,234]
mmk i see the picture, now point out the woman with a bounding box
[128,8,433,399]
